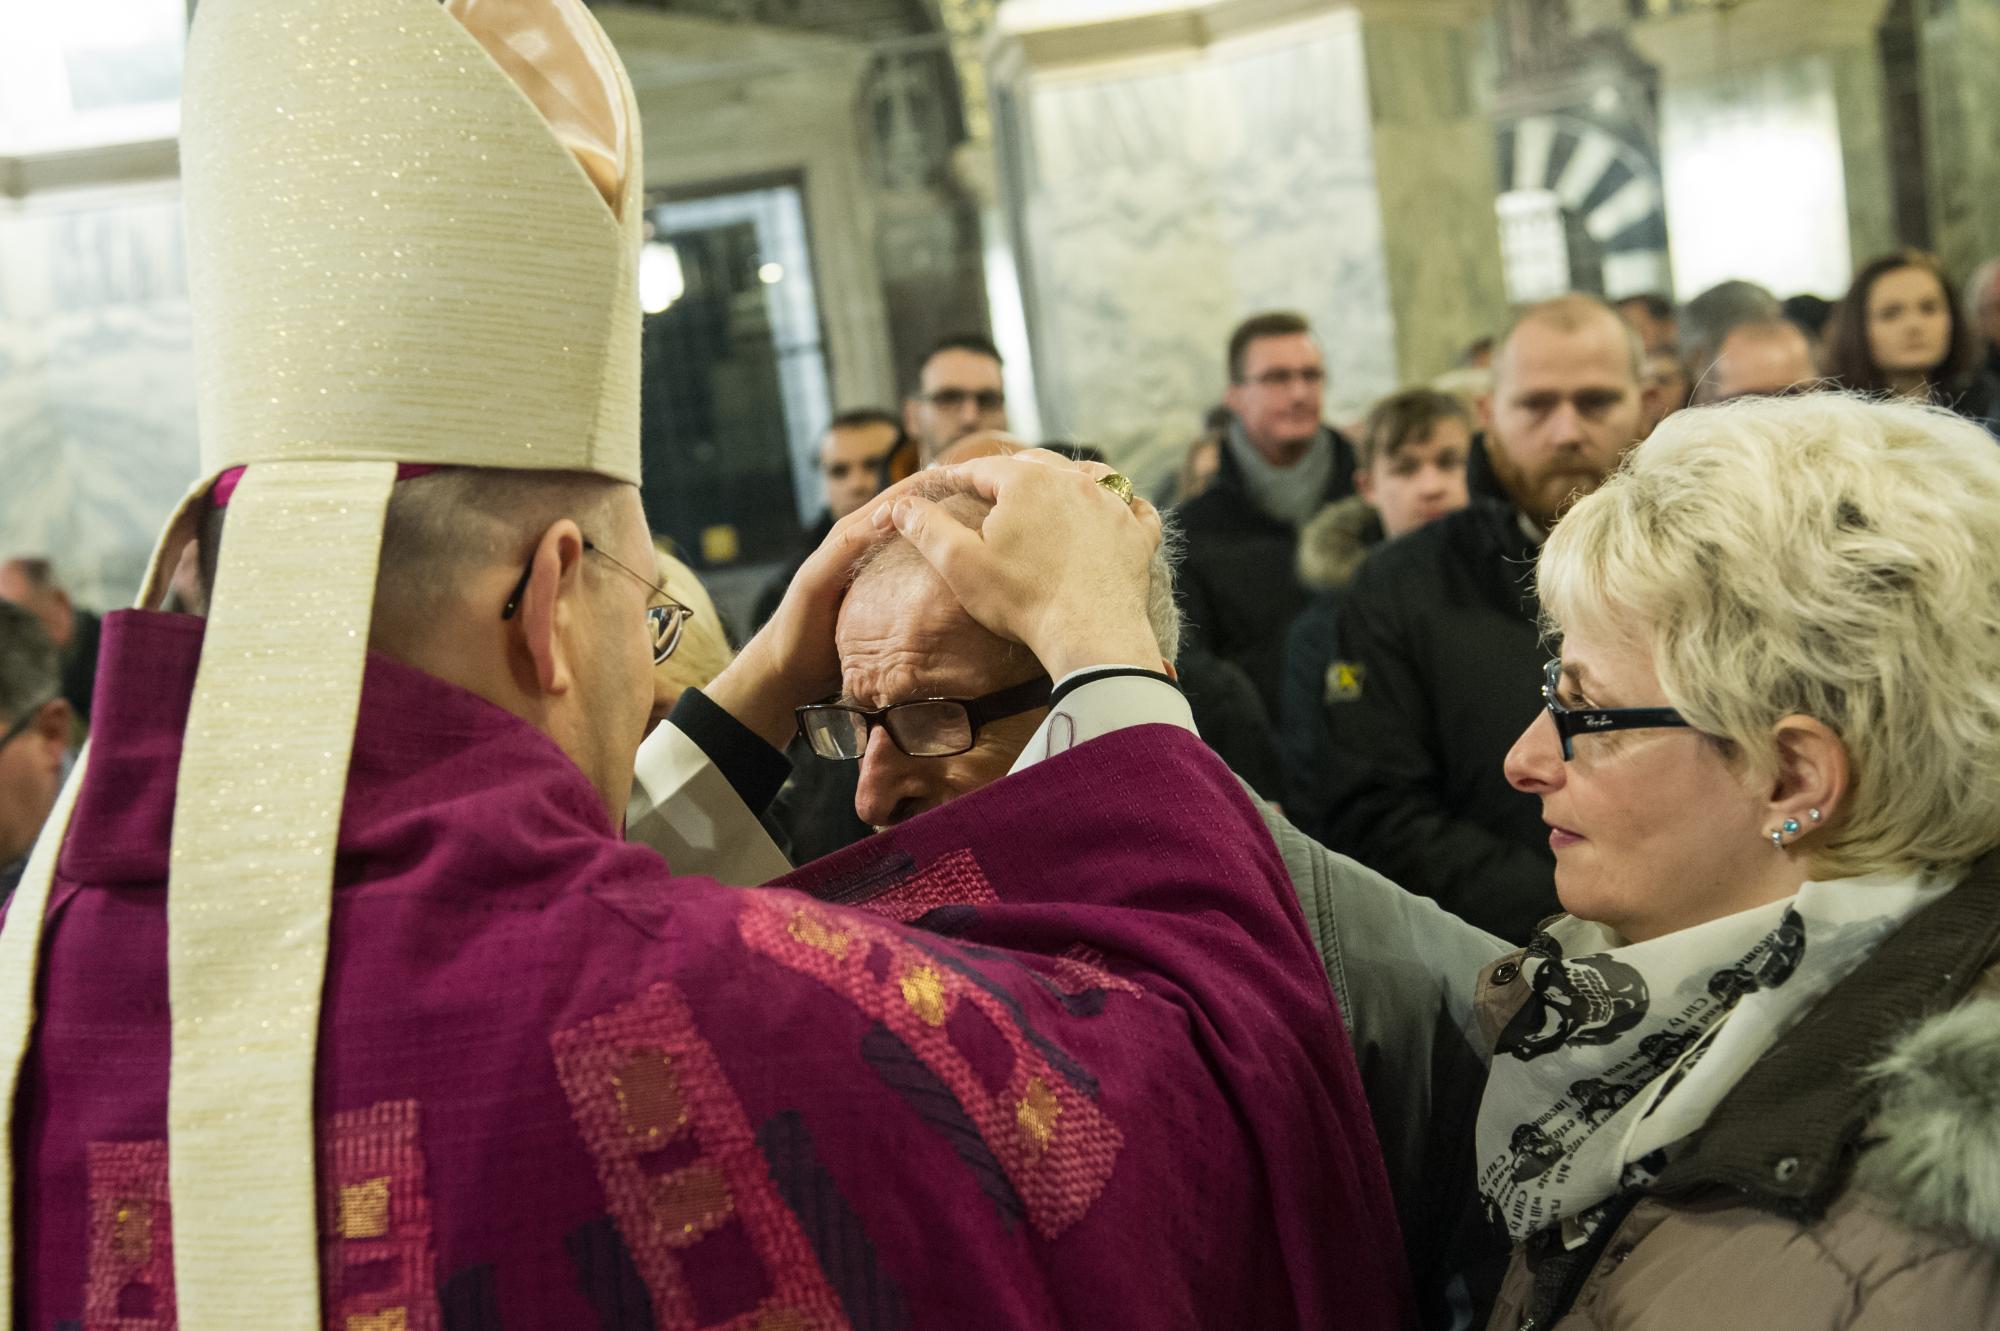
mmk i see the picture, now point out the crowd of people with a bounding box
[4,0,2000,1326]
[731,251,2000,949]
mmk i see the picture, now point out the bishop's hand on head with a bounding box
[707,449,1163,751]
[882,450,1166,681]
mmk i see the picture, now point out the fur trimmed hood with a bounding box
[1857,994,2000,1248]
[1295,496,1384,593]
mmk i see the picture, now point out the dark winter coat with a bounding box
[1280,497,1384,832]
[1175,425,1358,721]
[1318,494,1556,944]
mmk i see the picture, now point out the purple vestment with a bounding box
[13,611,1409,1329]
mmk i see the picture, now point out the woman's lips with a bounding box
[1548,823,1584,849]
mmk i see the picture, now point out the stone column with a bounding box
[1918,0,2000,283]
[986,0,1505,491]
[1629,0,1896,298]
[1354,0,1512,391]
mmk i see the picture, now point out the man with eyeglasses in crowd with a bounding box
[1176,312,1359,723]
[904,332,1009,465]
[0,601,71,901]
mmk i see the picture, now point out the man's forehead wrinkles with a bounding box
[839,638,957,709]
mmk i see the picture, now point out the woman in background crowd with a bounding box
[1480,393,2000,1328]
[1826,249,1999,430]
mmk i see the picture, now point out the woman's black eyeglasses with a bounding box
[796,676,1053,760]
[1541,658,1691,761]
[501,540,693,665]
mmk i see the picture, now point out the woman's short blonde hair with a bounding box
[651,544,733,700]
[1539,392,2000,878]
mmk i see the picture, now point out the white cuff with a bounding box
[1007,670,1197,775]
[628,721,794,885]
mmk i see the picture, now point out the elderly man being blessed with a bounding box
[805,465,1511,1329]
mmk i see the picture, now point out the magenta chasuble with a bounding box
[11,612,1409,1329]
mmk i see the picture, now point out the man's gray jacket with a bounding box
[1251,792,1510,1331]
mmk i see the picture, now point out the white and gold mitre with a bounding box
[179,0,642,483]
[0,0,645,1324]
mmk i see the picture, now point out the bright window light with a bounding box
[1659,58,1854,300]
[639,241,686,314]
[0,0,185,154]
[1497,190,1572,305]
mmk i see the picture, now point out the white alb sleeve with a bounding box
[627,721,794,885]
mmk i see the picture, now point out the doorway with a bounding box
[638,180,834,579]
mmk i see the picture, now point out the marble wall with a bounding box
[0,187,197,609]
[1006,14,1400,490]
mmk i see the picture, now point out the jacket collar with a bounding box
[1648,853,2000,1222]
[1466,431,1513,506]
[1444,495,1543,625]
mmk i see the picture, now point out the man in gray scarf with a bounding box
[1176,312,1359,721]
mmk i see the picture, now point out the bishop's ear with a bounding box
[512,520,589,699]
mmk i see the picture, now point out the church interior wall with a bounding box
[4,0,2000,610]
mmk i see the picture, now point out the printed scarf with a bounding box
[1476,870,1955,1244]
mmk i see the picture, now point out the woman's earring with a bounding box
[1782,818,1801,835]
[1808,808,1823,823]
[1769,829,1785,849]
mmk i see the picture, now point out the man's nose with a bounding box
[852,725,929,828]
[1546,400,1587,447]
[1504,710,1565,795]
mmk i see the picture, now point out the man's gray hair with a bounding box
[852,473,1184,666]
[0,601,59,723]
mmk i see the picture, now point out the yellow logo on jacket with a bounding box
[1326,661,1364,703]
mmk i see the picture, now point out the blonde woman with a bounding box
[1479,394,2000,1328]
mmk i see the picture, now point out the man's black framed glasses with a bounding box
[796,676,1053,760]
[501,540,693,665]
[1541,658,1691,761]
